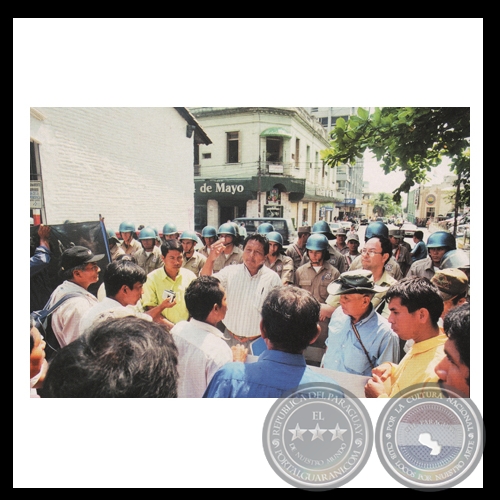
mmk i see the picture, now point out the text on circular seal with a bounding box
[375,383,484,490]
[262,383,373,490]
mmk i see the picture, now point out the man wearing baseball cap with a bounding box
[431,268,469,322]
[321,270,400,376]
[46,245,105,348]
[332,227,349,256]
[344,232,361,267]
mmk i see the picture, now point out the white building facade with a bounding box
[189,107,344,230]
[307,107,365,218]
[30,107,210,233]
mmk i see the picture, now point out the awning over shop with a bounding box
[260,127,292,138]
[194,177,306,203]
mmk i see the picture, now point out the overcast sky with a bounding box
[363,150,453,194]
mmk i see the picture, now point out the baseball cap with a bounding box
[327,269,389,296]
[60,246,105,271]
[388,229,404,238]
[298,226,311,234]
[431,268,469,301]
[347,233,360,243]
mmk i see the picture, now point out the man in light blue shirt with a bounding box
[322,270,400,376]
[203,286,344,398]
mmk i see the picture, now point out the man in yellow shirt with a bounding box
[142,239,197,330]
[364,276,447,398]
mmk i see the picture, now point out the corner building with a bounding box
[189,107,344,230]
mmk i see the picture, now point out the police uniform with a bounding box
[295,261,340,364]
[133,246,163,275]
[183,251,207,277]
[285,243,307,270]
[299,244,347,274]
[265,254,294,284]
[212,246,243,273]
[121,238,142,256]
[407,256,436,280]
[348,254,403,280]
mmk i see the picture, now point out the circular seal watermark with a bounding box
[262,383,373,490]
[375,383,484,490]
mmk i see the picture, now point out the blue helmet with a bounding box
[217,223,238,236]
[311,221,335,240]
[440,249,470,270]
[201,225,217,238]
[119,221,136,233]
[106,228,120,242]
[427,231,456,250]
[365,221,388,240]
[162,222,178,236]
[179,230,200,244]
[257,223,275,235]
[306,233,329,251]
[266,231,283,246]
[138,227,157,240]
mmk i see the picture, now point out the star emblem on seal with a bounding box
[288,423,307,442]
[329,423,347,441]
[309,423,327,441]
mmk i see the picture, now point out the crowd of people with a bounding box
[29,218,471,399]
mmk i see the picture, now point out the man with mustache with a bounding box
[200,233,282,348]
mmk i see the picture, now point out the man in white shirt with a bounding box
[47,246,105,348]
[200,233,282,346]
[79,259,175,334]
[171,276,247,397]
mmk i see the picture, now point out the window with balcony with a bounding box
[266,137,282,163]
[227,132,239,163]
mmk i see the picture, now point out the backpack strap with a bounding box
[31,292,86,323]
[374,296,387,315]
[31,292,87,360]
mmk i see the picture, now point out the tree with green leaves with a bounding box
[321,107,470,234]
[371,193,402,218]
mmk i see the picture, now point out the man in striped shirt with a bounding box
[200,233,282,347]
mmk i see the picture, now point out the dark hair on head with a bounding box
[443,302,470,369]
[261,286,320,353]
[104,259,147,297]
[116,254,137,264]
[43,317,179,398]
[414,230,424,240]
[243,233,269,255]
[161,239,183,257]
[366,235,392,266]
[185,276,225,321]
[307,247,331,263]
[385,277,444,325]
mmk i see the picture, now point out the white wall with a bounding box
[30,107,196,233]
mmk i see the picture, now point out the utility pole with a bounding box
[258,156,262,217]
